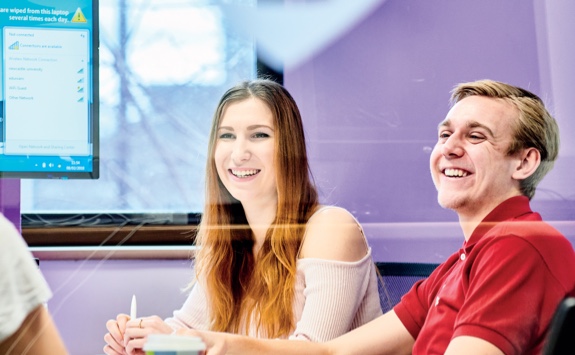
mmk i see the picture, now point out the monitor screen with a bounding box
[0,0,98,179]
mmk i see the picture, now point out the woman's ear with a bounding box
[512,147,541,180]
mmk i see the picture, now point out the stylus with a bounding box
[130,294,137,320]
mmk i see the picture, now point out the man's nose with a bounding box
[441,135,464,157]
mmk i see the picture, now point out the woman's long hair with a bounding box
[194,79,319,338]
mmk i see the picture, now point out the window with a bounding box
[21,0,257,216]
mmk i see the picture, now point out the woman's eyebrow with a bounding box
[217,126,233,131]
[246,124,274,131]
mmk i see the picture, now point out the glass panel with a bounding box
[21,0,257,214]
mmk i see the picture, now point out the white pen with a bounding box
[130,294,137,320]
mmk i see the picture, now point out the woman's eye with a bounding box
[218,133,234,139]
[253,132,270,139]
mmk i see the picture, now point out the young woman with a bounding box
[103,79,382,355]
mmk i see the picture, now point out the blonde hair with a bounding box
[450,79,560,199]
[194,79,319,337]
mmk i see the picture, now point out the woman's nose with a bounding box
[231,139,250,164]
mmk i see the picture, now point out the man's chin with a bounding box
[437,196,466,211]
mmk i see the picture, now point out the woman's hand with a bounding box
[103,313,130,355]
[103,314,173,355]
[175,328,228,355]
[123,315,174,354]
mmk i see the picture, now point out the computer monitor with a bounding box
[0,0,99,179]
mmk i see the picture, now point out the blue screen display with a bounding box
[0,0,98,179]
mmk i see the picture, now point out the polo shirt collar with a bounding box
[464,196,532,248]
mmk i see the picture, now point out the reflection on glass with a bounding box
[21,0,257,213]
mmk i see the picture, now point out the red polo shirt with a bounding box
[394,196,575,354]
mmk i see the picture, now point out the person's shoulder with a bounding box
[309,205,357,222]
[299,205,367,262]
[0,213,28,257]
[492,217,568,245]
[481,221,575,268]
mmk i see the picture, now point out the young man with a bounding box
[174,79,575,354]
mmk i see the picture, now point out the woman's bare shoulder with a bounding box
[299,206,368,262]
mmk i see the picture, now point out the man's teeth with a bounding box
[231,169,259,178]
[444,168,468,177]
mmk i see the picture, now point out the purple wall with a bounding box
[0,179,20,232]
[40,259,192,355]
[7,0,575,354]
[287,0,571,224]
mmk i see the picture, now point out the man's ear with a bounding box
[512,147,541,180]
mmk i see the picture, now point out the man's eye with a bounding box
[439,132,450,139]
[469,134,485,140]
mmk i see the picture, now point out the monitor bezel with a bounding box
[0,0,99,179]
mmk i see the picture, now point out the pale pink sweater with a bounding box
[165,249,382,341]
[165,206,382,341]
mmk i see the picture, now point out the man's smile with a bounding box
[443,168,470,178]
